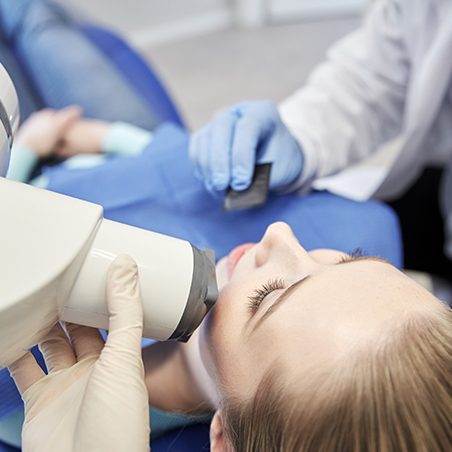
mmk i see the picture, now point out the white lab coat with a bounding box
[279,0,452,201]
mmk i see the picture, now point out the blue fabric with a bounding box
[0,348,46,421]
[43,123,403,265]
[0,425,211,452]
[151,424,210,452]
[0,442,19,452]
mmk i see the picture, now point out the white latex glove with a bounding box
[8,255,150,452]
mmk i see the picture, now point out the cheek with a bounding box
[208,287,242,349]
[199,284,249,385]
[199,290,236,371]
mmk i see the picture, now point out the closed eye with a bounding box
[247,278,285,315]
[337,248,366,264]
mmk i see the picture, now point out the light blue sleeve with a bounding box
[102,122,153,156]
[6,145,38,182]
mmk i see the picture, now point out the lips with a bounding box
[227,243,255,278]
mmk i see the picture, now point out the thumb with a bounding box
[103,255,144,356]
[55,105,82,134]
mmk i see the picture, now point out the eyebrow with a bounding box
[250,255,390,333]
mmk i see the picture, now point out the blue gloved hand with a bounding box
[189,100,304,194]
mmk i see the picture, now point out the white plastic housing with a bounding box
[0,178,195,367]
[0,64,20,177]
[0,178,102,366]
[64,219,194,340]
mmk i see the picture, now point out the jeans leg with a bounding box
[0,0,160,129]
[0,36,43,120]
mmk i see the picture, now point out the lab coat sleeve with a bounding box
[279,0,409,189]
[102,122,153,156]
[6,145,38,182]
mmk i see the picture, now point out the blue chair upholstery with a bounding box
[0,443,19,452]
[151,424,210,451]
[80,24,185,129]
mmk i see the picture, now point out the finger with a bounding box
[197,130,215,193]
[59,104,83,117]
[55,105,82,133]
[38,323,76,373]
[64,323,104,361]
[54,142,71,157]
[209,111,237,191]
[104,255,143,355]
[8,352,45,395]
[188,128,201,161]
[188,129,205,181]
[230,117,260,190]
[34,108,54,117]
[230,107,276,191]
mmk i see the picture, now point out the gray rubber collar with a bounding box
[169,246,218,342]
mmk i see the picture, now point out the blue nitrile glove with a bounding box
[189,100,304,195]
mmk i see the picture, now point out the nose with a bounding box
[254,222,313,267]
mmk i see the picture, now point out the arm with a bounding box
[58,120,153,157]
[103,122,153,156]
[6,145,39,182]
[6,107,81,182]
[279,0,410,186]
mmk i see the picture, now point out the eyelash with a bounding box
[247,278,285,315]
[246,248,366,315]
[338,248,366,263]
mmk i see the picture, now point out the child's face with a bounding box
[199,222,441,401]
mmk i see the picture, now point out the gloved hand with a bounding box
[8,255,150,452]
[189,100,304,195]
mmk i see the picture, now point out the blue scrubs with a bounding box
[0,124,402,444]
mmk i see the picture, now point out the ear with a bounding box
[210,410,233,452]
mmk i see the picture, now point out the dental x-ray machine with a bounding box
[0,64,218,368]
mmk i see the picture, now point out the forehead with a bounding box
[273,259,399,314]
[315,261,431,317]
[253,260,423,348]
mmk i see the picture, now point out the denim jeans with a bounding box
[0,0,161,129]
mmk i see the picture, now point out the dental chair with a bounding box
[79,24,185,129]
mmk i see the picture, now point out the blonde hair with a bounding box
[222,305,452,451]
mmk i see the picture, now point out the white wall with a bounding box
[233,0,369,28]
[63,0,367,48]
[69,0,228,27]
[64,0,231,48]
